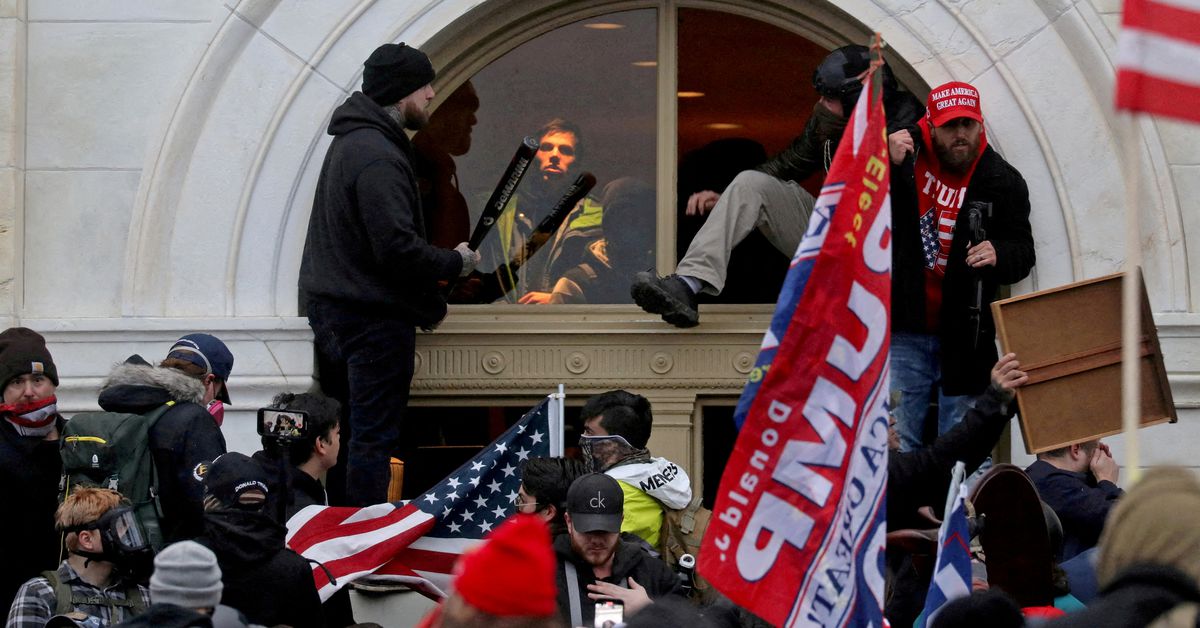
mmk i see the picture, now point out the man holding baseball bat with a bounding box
[299,42,480,506]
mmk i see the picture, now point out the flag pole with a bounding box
[551,384,566,457]
[1120,111,1142,483]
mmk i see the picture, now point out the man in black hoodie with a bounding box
[196,452,322,628]
[299,42,480,507]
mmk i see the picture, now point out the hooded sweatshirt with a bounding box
[196,510,322,628]
[299,91,462,327]
[605,457,692,548]
[98,357,226,543]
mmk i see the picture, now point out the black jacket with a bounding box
[1048,564,1200,628]
[759,89,925,183]
[553,533,683,626]
[891,143,1036,395]
[1026,459,1124,561]
[0,417,65,616]
[887,384,1015,531]
[113,603,213,628]
[98,359,226,543]
[299,91,462,327]
[197,509,323,628]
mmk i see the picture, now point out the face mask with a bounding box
[64,506,154,578]
[0,395,58,437]
[208,399,225,427]
[579,434,638,473]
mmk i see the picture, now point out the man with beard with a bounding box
[553,473,682,627]
[888,80,1035,452]
[299,42,480,506]
[0,328,66,617]
[484,118,603,304]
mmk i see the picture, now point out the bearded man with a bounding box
[887,80,1035,452]
[553,473,682,627]
[299,42,480,506]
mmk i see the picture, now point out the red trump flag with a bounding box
[698,56,891,627]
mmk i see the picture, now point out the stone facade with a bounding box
[1,0,1198,477]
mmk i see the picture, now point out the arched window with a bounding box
[416,3,894,308]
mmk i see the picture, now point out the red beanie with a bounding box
[452,514,557,617]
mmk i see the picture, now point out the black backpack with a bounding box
[59,402,174,550]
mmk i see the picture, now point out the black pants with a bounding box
[307,298,416,507]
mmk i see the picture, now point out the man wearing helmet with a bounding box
[632,44,924,327]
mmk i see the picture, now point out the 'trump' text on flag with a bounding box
[699,48,892,628]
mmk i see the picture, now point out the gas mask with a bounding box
[579,434,642,473]
[0,395,58,437]
[62,506,154,578]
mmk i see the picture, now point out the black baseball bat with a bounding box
[493,172,597,295]
[467,136,539,250]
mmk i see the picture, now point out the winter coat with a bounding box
[1047,564,1200,628]
[299,91,462,327]
[98,359,226,543]
[0,417,65,616]
[112,603,256,628]
[196,509,322,628]
[553,533,683,627]
[758,89,925,184]
[605,457,692,549]
[1027,459,1124,561]
[891,143,1036,395]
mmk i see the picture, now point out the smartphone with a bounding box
[594,600,623,627]
[257,408,309,438]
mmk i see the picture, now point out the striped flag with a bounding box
[700,48,891,627]
[1115,0,1200,123]
[286,398,555,600]
[918,462,972,628]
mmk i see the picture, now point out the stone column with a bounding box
[0,0,24,327]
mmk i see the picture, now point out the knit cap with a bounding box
[151,541,224,609]
[0,327,58,388]
[1096,467,1200,587]
[452,514,556,617]
[362,43,435,106]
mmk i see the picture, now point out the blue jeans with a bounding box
[307,298,416,506]
[890,332,972,452]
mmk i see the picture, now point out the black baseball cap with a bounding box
[203,452,269,510]
[566,473,623,533]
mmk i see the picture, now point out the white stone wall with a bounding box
[1,0,1198,468]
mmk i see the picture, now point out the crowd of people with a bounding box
[0,34,1183,628]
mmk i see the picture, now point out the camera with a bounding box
[257,407,310,441]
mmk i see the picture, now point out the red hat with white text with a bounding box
[926,81,984,127]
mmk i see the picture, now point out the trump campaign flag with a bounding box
[1115,0,1200,123]
[918,462,971,627]
[286,398,556,600]
[699,50,892,627]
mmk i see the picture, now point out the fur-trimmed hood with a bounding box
[98,358,207,413]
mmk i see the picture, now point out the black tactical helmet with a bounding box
[812,44,898,113]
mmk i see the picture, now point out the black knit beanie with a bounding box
[362,42,435,106]
[0,327,58,388]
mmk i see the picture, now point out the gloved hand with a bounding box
[455,242,481,277]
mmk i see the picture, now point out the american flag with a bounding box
[918,462,972,627]
[1115,0,1200,123]
[286,397,557,601]
[920,208,940,270]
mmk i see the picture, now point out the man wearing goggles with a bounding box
[7,488,151,627]
[578,391,692,549]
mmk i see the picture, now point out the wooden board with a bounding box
[991,271,1176,454]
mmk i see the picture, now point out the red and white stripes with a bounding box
[1116,0,1200,122]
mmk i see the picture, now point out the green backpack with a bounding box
[59,402,174,551]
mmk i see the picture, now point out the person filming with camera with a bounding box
[251,392,342,521]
